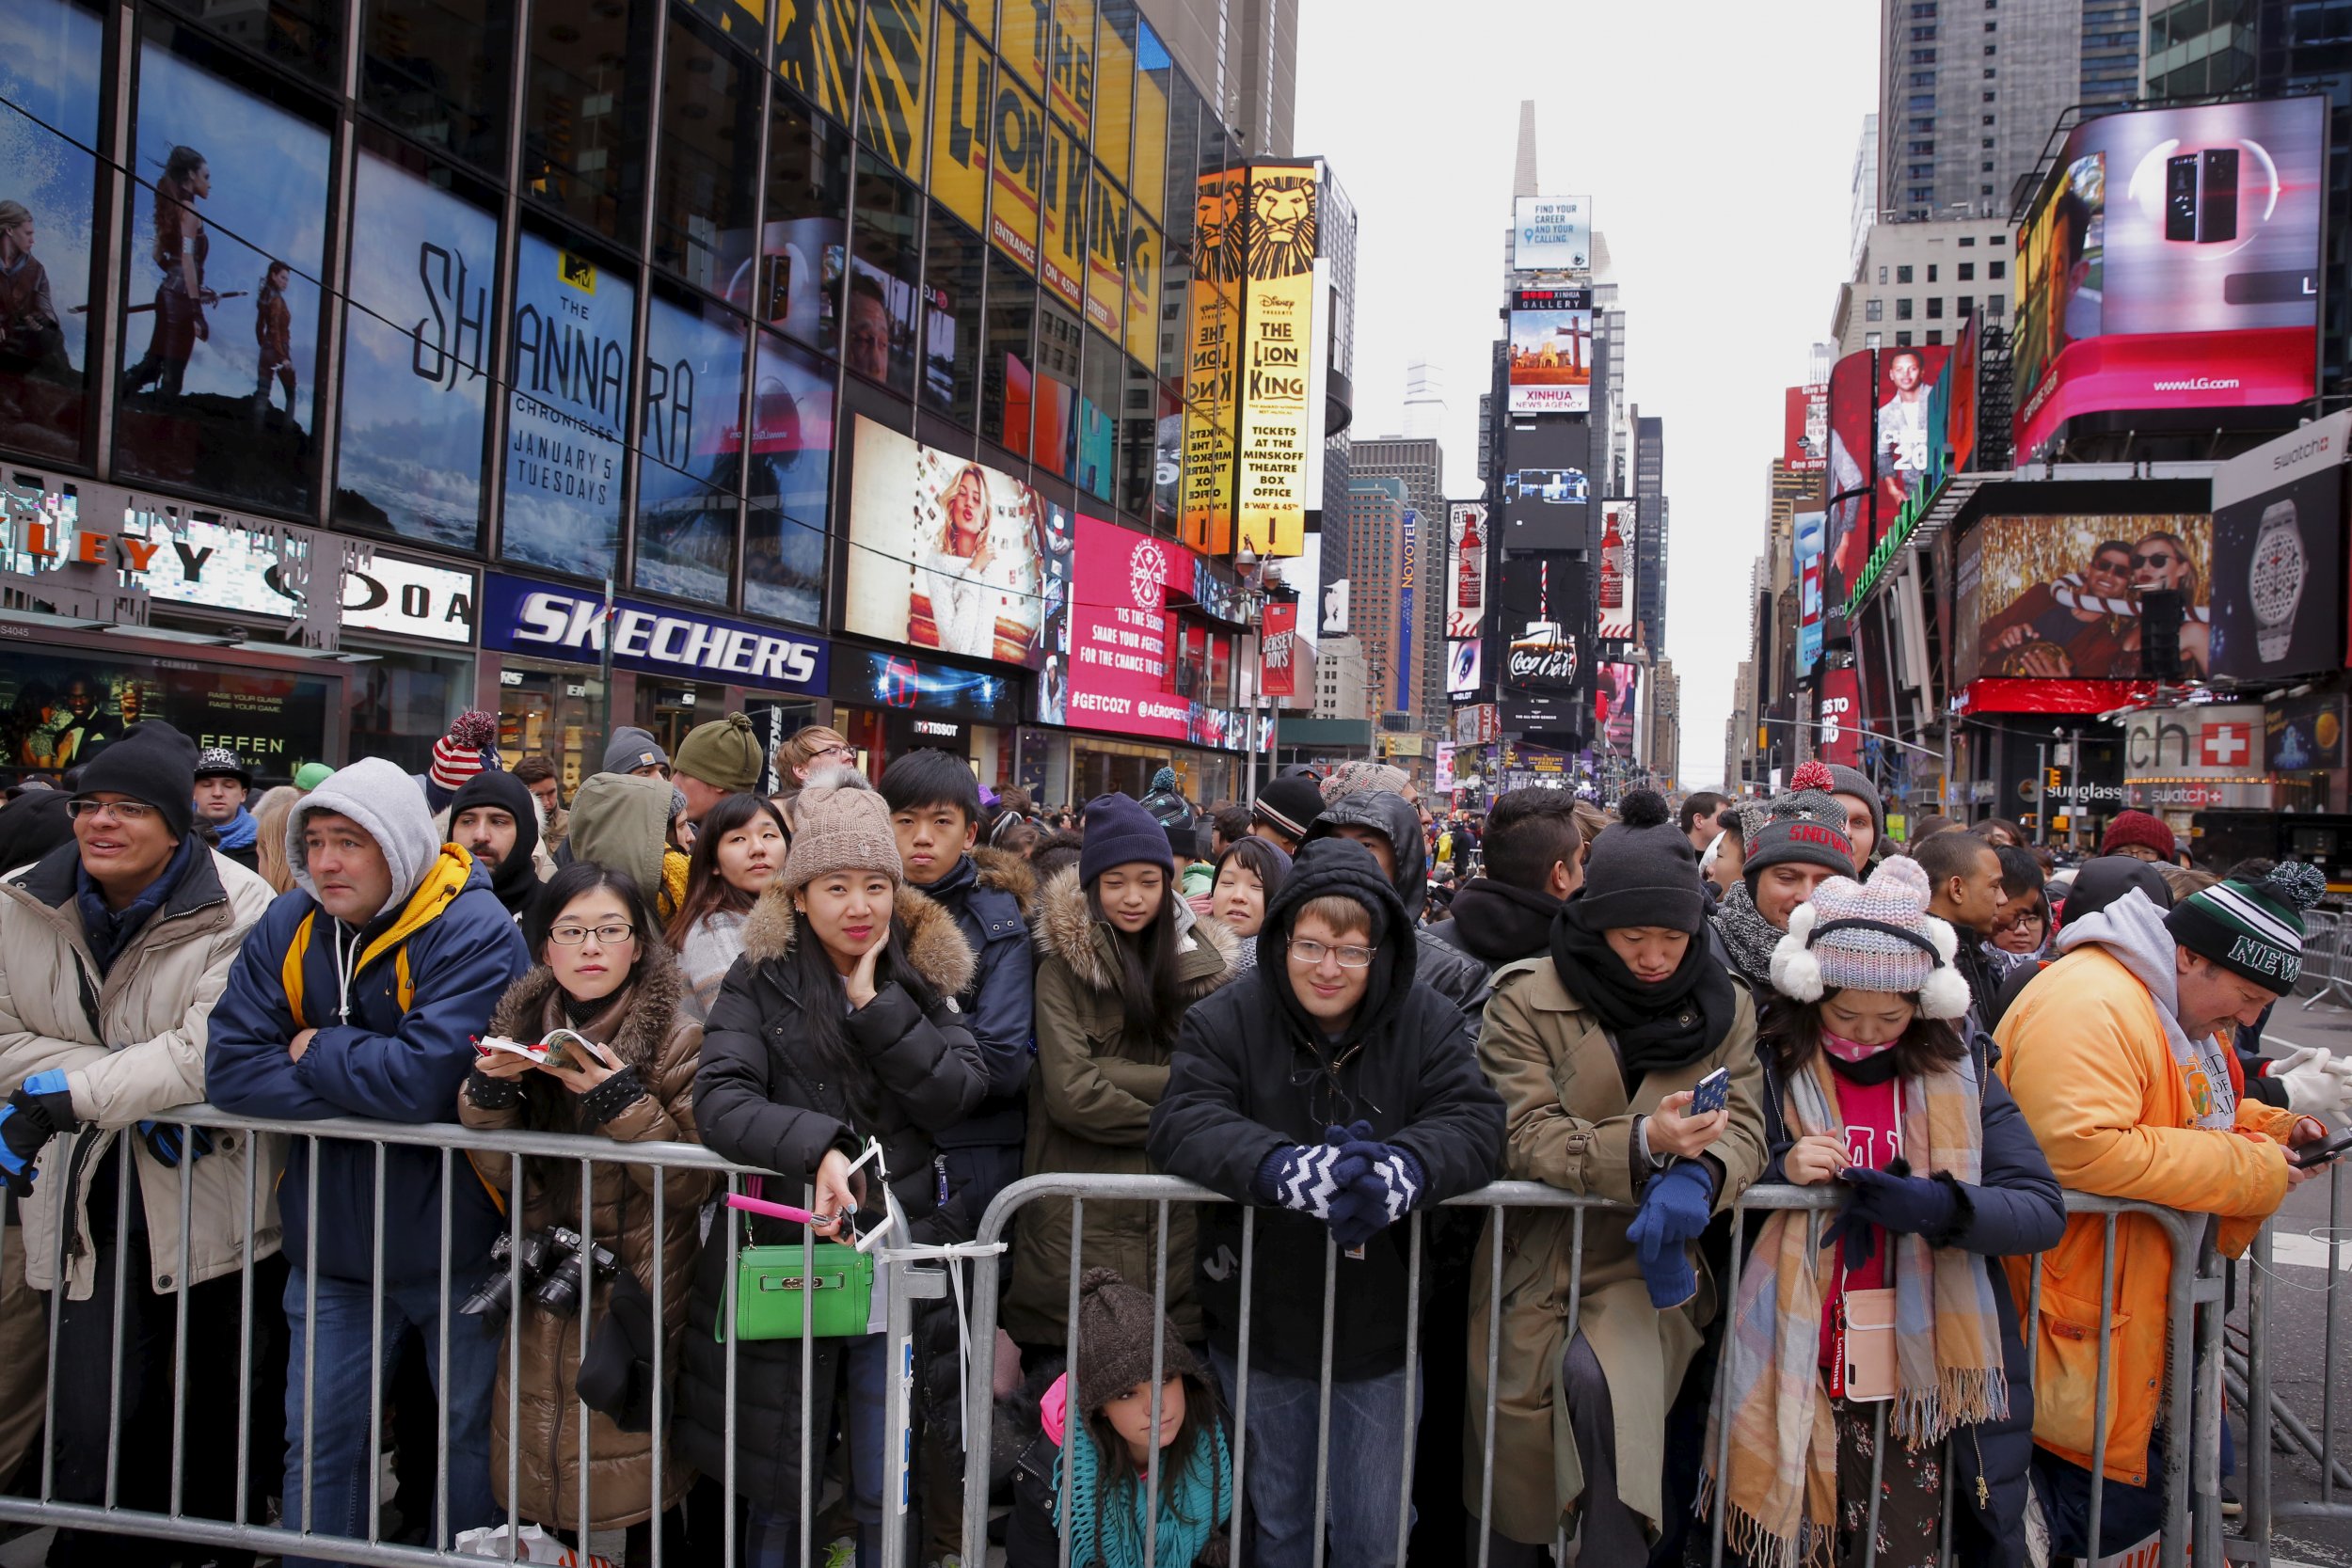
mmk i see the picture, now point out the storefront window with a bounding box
[2,648,334,784]
[652,8,762,295]
[742,328,834,625]
[117,18,333,516]
[981,251,1035,456]
[0,0,103,467]
[923,208,986,425]
[636,288,749,604]
[497,659,606,800]
[756,91,850,358]
[637,678,730,760]
[858,0,928,181]
[360,0,515,172]
[348,645,470,778]
[848,154,921,397]
[519,0,655,242]
[501,225,635,579]
[335,134,498,551]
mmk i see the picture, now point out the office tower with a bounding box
[1352,436,1449,732]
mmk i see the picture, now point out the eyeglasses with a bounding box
[68,798,157,823]
[1287,938,1375,969]
[2131,551,2176,569]
[816,744,855,764]
[548,923,635,945]
[1994,909,2047,932]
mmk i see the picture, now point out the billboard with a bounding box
[1395,509,1417,710]
[1507,307,1594,414]
[1948,311,1982,474]
[1179,167,1243,554]
[1785,384,1828,471]
[1952,512,2211,685]
[1052,514,1257,746]
[1817,667,1863,768]
[841,417,1073,667]
[1597,661,1639,752]
[2267,689,2345,772]
[1446,639,1482,698]
[1795,508,1826,677]
[2207,411,2350,680]
[1824,345,1951,615]
[1597,499,1635,644]
[1233,163,1319,557]
[2014,97,2327,458]
[1498,419,1591,551]
[1261,601,1298,698]
[1446,502,1487,638]
[1513,197,1592,272]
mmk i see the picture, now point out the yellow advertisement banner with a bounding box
[998,0,1047,94]
[1048,0,1095,143]
[1179,166,1244,555]
[1085,166,1126,340]
[1130,51,1168,221]
[930,16,992,231]
[859,0,929,180]
[1093,13,1134,188]
[1123,215,1160,366]
[989,80,1045,273]
[779,0,858,120]
[1235,164,1317,558]
[942,0,994,39]
[1039,115,1088,311]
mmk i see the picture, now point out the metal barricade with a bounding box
[2242,1155,2352,1566]
[956,1174,2224,1568]
[0,1104,955,1568]
[2296,911,2352,1010]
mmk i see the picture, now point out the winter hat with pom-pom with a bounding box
[1740,760,1856,884]
[428,709,501,796]
[2167,861,2328,995]
[778,768,902,896]
[1572,787,1706,934]
[1769,856,1974,1019]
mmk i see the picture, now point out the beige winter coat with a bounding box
[0,844,281,1298]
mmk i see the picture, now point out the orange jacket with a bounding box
[1994,941,2296,1484]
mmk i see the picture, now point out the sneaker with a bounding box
[2220,1485,2243,1518]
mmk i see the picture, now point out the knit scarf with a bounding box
[1052,1418,1232,1568]
[1549,903,1739,1081]
[1713,881,1783,986]
[1703,1049,2006,1568]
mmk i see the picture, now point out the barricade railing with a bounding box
[2242,1151,2351,1564]
[2296,910,2352,1010]
[956,1173,2224,1568]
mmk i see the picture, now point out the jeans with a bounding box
[1210,1346,1420,1568]
[279,1265,501,1568]
[748,1334,892,1568]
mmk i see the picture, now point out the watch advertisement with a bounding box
[2265,689,2345,773]
[2206,410,2350,679]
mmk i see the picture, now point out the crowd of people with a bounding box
[0,728,2342,1568]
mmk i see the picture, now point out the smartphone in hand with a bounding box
[2293,1132,2352,1169]
[1690,1067,1732,1117]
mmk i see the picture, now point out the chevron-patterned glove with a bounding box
[1253,1139,1370,1220]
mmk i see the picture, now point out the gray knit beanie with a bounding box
[779,770,902,895]
[1822,764,1883,847]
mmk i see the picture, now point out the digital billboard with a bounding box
[1498,419,1591,551]
[1817,668,1863,768]
[842,417,1072,667]
[1952,512,2211,685]
[1784,384,1828,471]
[2013,97,2326,458]
[1395,509,1416,710]
[1446,502,1487,638]
[1507,307,1593,414]
[2207,411,2350,680]
[1597,499,1635,644]
[1795,509,1826,677]
[1598,661,1639,752]
[1234,163,1318,558]
[1446,639,1481,698]
[1512,196,1592,273]
[1824,345,1950,615]
[1050,514,1255,746]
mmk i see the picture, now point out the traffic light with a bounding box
[2045,768,2061,792]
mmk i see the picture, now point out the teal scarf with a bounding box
[1051,1417,1232,1568]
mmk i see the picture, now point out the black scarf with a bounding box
[1549,900,1738,1081]
[1445,877,1562,966]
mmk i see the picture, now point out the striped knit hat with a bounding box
[428,709,501,793]
[1770,855,1974,1018]
[2166,862,2327,995]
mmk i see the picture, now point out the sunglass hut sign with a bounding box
[484,573,827,692]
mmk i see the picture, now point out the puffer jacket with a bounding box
[0,843,278,1298]
[926,846,1038,1151]
[1000,866,1237,1346]
[1300,790,1491,1016]
[457,944,710,1530]
[1995,889,2300,1487]
[674,881,984,1503]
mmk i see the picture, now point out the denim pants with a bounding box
[1210,1345,1420,1568]
[748,1333,892,1568]
[279,1265,501,1567]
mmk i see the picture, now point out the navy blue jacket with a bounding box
[205,847,532,1285]
[921,847,1036,1149]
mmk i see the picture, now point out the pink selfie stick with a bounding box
[725,1193,820,1226]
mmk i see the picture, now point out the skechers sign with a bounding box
[483,573,827,692]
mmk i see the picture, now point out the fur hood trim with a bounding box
[972,845,1039,913]
[486,939,688,1071]
[738,880,977,1001]
[1032,863,1239,998]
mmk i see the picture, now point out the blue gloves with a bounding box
[1826,1165,1962,1269]
[1255,1139,1365,1221]
[1255,1121,1427,1248]
[0,1070,77,1198]
[137,1121,216,1169]
[1626,1159,1715,1308]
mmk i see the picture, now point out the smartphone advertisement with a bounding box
[2013,96,2326,458]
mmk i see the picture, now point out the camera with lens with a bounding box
[459,1227,568,1331]
[531,1226,620,1320]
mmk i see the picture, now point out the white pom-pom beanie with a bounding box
[1776,857,1970,1017]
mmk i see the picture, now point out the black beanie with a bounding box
[1079,792,1175,886]
[72,721,198,842]
[1574,789,1705,933]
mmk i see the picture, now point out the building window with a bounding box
[1912,48,1937,62]
[1897,263,1914,283]
[1897,330,1914,345]
[1959,293,1976,315]
[1927,263,1938,281]
[1928,330,1944,344]
[1910,71,1935,86]
[1982,136,1994,148]
[1982,90,1994,101]
[1987,295,2005,317]
[1983,66,1995,76]
[1879,265,1889,283]
[1988,258,2006,277]
[1980,183,1994,195]
[1866,298,1883,322]
[1989,233,2004,245]
[1897,297,1915,319]
[1959,236,1976,247]
[1984,41,1996,52]
[1927,296,1944,318]
[1910,139,1935,154]
[1981,159,1994,171]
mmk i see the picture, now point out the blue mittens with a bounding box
[1255,1139,1364,1220]
[137,1120,216,1169]
[1626,1159,1715,1308]
[1254,1120,1426,1249]
[0,1070,78,1198]
[1826,1165,1963,1268]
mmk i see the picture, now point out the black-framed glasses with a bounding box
[548,923,635,945]
[67,798,157,822]
[2132,551,2176,568]
[1288,938,1375,969]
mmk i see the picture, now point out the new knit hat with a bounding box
[2166,862,2327,995]
[193,746,251,786]
[601,725,670,776]
[2099,810,2176,863]
[1071,1267,1200,1417]
[294,762,333,791]
[1251,774,1324,842]
[674,713,764,793]
[428,710,500,794]
[1821,764,1882,848]
[1770,857,1973,1018]
[1078,791,1175,886]
[72,721,199,842]
[778,769,901,895]
[1322,759,1409,804]
[1571,788,1706,934]
[1740,761,1856,882]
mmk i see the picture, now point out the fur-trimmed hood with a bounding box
[738,880,977,1001]
[486,937,690,1070]
[972,845,1038,914]
[1032,863,1238,998]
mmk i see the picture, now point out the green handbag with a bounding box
[720,1240,875,1341]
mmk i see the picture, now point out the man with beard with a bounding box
[1876,347,1931,503]
[1246,171,1317,280]
[1981,537,2138,678]
[445,769,544,921]
[1426,788,1587,971]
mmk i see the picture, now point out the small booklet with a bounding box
[473,1027,592,1072]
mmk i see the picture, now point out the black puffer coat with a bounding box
[674,883,984,1502]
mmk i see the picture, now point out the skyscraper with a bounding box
[1632,410,1667,656]
[1352,436,1449,733]
[1343,477,1411,721]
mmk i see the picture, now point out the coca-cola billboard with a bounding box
[1505,632,1581,689]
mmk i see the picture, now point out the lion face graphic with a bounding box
[1246,176,1316,281]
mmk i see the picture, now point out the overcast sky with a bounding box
[1293,0,1882,790]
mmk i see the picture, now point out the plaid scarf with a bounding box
[1703,1049,2007,1568]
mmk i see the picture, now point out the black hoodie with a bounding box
[446,769,544,919]
[1301,790,1493,1015]
[1423,876,1561,968]
[1147,837,1506,1379]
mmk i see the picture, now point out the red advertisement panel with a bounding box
[1063,513,1197,739]
[1260,602,1297,697]
[1817,667,1863,768]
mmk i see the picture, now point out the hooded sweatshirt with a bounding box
[2052,887,2238,1131]
[446,768,545,919]
[566,771,677,909]
[1148,836,1506,1378]
[1301,790,1492,1015]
